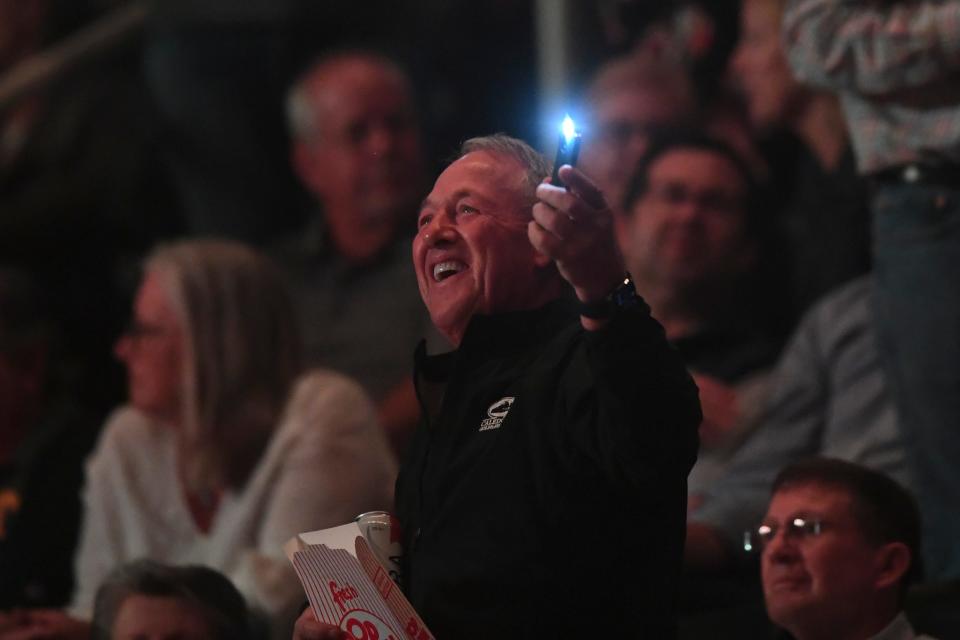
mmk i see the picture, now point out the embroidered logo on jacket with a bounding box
[479,396,515,431]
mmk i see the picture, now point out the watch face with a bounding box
[580,275,640,318]
[612,275,639,308]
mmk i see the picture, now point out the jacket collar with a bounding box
[415,297,578,380]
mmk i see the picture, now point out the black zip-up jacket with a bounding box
[396,298,701,638]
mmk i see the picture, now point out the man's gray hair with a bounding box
[145,239,301,493]
[286,82,316,140]
[91,560,251,640]
[460,134,550,203]
[286,51,411,141]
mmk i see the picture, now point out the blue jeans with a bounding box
[873,182,960,581]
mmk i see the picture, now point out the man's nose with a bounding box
[421,211,457,247]
[672,196,709,224]
[764,528,800,563]
[366,124,399,157]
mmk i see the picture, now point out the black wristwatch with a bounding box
[578,273,640,319]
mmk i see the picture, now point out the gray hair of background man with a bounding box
[459,134,551,206]
[145,239,301,493]
[91,560,251,640]
[285,50,413,141]
[772,457,923,593]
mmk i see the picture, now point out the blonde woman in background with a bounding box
[0,239,397,640]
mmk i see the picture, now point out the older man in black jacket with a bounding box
[295,134,700,638]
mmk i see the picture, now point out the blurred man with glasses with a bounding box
[751,457,932,640]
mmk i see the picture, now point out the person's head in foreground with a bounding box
[91,560,250,640]
[113,239,300,494]
[414,134,567,346]
[756,457,922,640]
[287,50,424,264]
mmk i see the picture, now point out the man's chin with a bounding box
[765,588,817,627]
[427,301,475,346]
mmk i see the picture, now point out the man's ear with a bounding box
[873,541,912,591]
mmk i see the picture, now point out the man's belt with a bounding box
[869,162,960,189]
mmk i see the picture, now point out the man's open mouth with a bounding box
[432,261,467,282]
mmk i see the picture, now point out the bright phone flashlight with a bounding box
[551,114,581,189]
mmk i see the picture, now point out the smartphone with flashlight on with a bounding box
[551,114,581,189]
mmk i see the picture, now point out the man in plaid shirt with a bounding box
[784,0,960,582]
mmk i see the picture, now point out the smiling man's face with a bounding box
[413,150,553,345]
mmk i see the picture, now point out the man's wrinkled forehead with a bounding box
[425,151,531,212]
[447,152,505,180]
